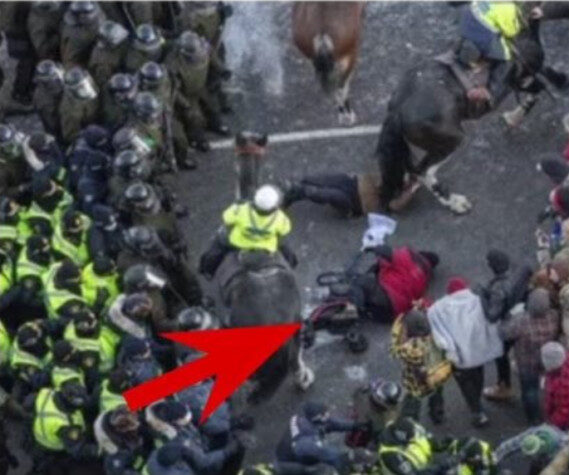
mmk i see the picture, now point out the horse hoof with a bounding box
[502,107,525,128]
[448,193,472,214]
[338,110,357,127]
[296,367,315,391]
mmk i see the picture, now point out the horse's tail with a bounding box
[377,112,411,210]
[312,33,336,93]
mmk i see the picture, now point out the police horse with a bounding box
[377,4,569,214]
[215,132,314,404]
[292,2,365,125]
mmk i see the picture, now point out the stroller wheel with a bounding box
[345,330,368,354]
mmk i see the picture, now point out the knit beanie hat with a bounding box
[527,288,551,318]
[446,277,468,295]
[541,341,566,372]
[486,249,510,275]
[551,258,569,283]
[404,310,431,337]
[551,185,569,217]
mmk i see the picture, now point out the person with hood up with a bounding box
[94,406,146,474]
[106,292,154,341]
[500,289,560,424]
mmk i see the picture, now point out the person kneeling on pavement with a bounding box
[275,401,368,475]
[199,184,297,279]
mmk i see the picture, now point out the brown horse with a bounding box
[292,2,365,125]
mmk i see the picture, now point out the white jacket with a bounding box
[427,289,504,369]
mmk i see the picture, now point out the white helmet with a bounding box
[253,185,281,213]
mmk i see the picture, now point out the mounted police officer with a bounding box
[459,1,523,105]
[199,184,297,279]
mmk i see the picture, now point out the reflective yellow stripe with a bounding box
[17,249,48,283]
[99,380,126,413]
[33,388,85,451]
[52,221,90,267]
[0,224,18,241]
[51,366,85,389]
[64,322,100,353]
[42,263,86,320]
[10,339,52,380]
[0,320,10,367]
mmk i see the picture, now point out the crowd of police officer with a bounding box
[0,2,254,474]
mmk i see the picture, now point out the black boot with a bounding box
[282,182,306,208]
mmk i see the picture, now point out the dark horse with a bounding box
[377,6,569,214]
[215,132,314,404]
[292,2,365,125]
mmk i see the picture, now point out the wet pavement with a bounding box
[6,2,569,473]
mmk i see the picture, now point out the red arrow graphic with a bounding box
[124,323,301,423]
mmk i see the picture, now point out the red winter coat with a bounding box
[545,357,569,429]
[377,247,431,317]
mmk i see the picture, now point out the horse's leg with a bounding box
[335,68,357,126]
[502,93,539,127]
[290,333,314,390]
[418,156,472,214]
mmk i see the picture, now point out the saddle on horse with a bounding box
[435,49,492,105]
[216,250,290,304]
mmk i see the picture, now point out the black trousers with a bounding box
[496,340,514,387]
[299,174,361,216]
[453,366,484,414]
[401,386,444,423]
[349,274,394,322]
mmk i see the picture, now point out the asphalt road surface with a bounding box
[7,2,569,473]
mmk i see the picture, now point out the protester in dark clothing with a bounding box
[500,289,560,424]
[480,249,531,402]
